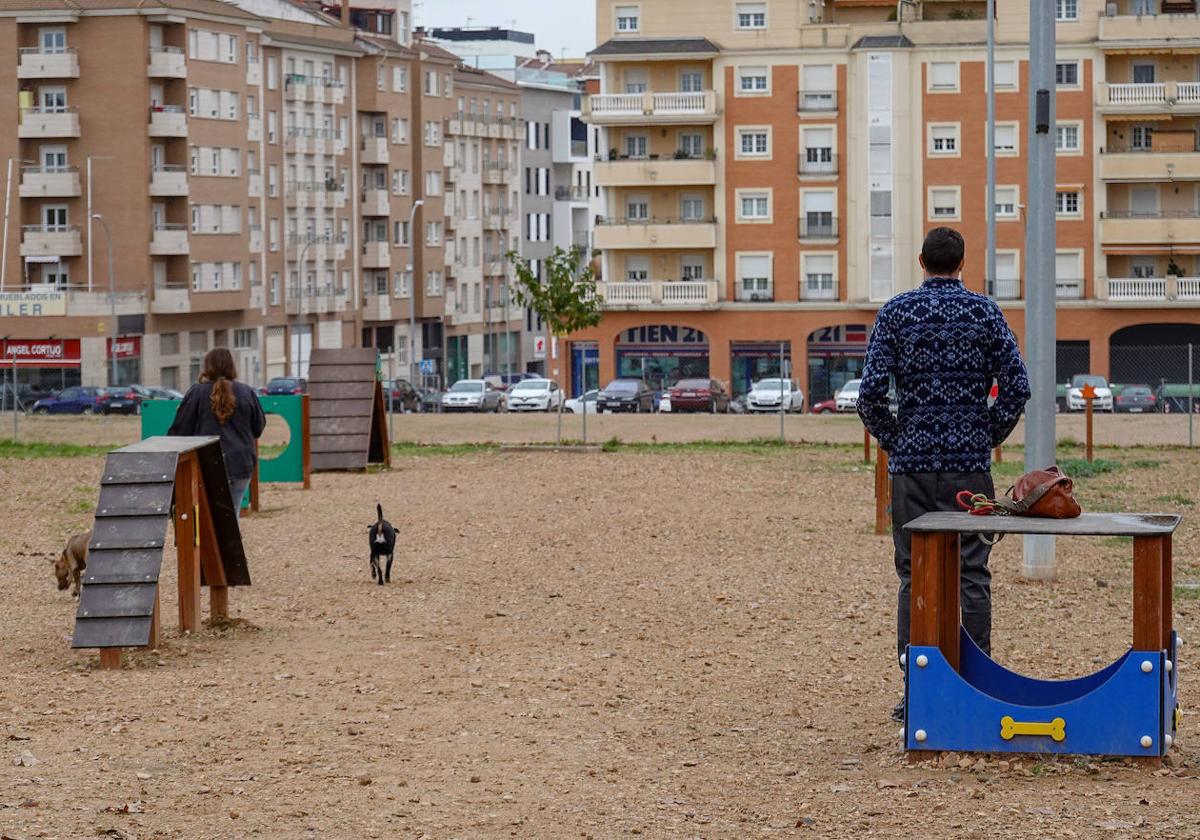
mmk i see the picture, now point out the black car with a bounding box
[597,379,655,413]
[97,385,152,415]
[266,377,307,395]
[383,378,419,413]
[1115,384,1157,414]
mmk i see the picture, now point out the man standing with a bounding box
[857,227,1030,722]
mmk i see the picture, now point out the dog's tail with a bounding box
[376,502,384,525]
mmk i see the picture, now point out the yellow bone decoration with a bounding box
[999,715,1066,742]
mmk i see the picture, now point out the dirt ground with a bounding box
[2,427,1200,838]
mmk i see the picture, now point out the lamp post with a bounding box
[407,199,424,388]
[91,213,117,387]
[296,236,316,377]
[2,158,34,291]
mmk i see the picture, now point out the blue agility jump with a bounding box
[902,512,1180,760]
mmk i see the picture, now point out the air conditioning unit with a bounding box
[750,292,766,302]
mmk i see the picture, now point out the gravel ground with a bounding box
[1,433,1199,838]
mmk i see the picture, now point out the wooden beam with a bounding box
[249,439,261,513]
[301,394,312,489]
[99,648,122,670]
[910,531,961,671]
[1162,536,1174,651]
[1133,536,1164,651]
[874,445,890,536]
[147,589,160,650]
[210,585,229,622]
[175,452,202,635]
[939,532,962,671]
[863,426,871,464]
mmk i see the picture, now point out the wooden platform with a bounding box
[307,348,390,472]
[906,511,1180,537]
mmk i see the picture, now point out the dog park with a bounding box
[0,404,1197,839]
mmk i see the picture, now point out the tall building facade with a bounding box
[567,0,1200,400]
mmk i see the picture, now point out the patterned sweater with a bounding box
[857,276,1031,474]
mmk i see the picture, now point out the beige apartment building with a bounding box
[569,0,1200,401]
[0,0,515,393]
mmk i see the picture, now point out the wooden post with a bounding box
[874,445,890,535]
[210,586,229,622]
[1132,536,1164,651]
[249,439,261,513]
[863,426,871,464]
[911,531,962,671]
[301,394,312,490]
[1083,383,1096,463]
[1162,536,1174,651]
[147,590,160,650]
[174,452,202,634]
[99,648,122,670]
[994,444,1002,463]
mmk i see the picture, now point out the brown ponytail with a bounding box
[200,347,238,425]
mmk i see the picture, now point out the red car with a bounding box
[811,398,837,414]
[668,378,730,413]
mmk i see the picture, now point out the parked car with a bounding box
[442,379,504,412]
[728,395,747,414]
[147,387,184,400]
[486,372,537,388]
[382,378,419,413]
[505,378,563,412]
[563,389,599,414]
[98,384,152,415]
[1114,384,1157,414]
[835,379,862,413]
[1066,374,1114,412]
[668,378,730,413]
[0,382,53,409]
[811,398,837,414]
[597,379,655,413]
[266,377,306,395]
[746,378,805,413]
[31,386,106,415]
[417,388,443,413]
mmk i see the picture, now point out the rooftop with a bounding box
[589,37,721,58]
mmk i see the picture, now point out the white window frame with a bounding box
[990,60,1018,92]
[736,252,773,301]
[993,249,1021,299]
[928,123,960,157]
[1055,121,1083,156]
[615,4,640,32]
[736,65,770,96]
[1055,188,1083,219]
[1055,249,1084,298]
[801,252,837,301]
[928,61,960,93]
[1055,59,1082,90]
[1056,0,1078,22]
[993,122,1019,157]
[928,186,962,222]
[734,1,767,30]
[994,185,1019,220]
[735,189,772,223]
[735,126,771,159]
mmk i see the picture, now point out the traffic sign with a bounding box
[419,359,435,375]
[533,336,546,360]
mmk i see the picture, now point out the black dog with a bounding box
[368,503,396,585]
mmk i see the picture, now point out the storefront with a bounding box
[107,336,142,386]
[570,341,600,396]
[0,338,83,393]
[615,324,709,390]
[730,342,791,397]
[806,324,870,404]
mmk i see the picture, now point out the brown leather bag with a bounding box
[996,466,1082,518]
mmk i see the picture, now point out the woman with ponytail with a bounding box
[168,347,266,518]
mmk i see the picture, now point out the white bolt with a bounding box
[1166,660,1174,673]
[898,727,906,741]
[899,653,907,667]
[1165,734,1174,749]
[1141,660,1153,673]
[915,729,927,743]
[915,654,929,668]
[1140,735,1153,749]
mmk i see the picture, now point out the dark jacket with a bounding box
[167,380,266,480]
[857,276,1031,474]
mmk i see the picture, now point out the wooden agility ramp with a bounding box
[307,347,390,471]
[72,436,251,669]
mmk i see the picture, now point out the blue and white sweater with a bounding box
[857,277,1031,475]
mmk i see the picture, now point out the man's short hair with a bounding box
[921,227,965,276]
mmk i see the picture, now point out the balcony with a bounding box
[361,136,388,165]
[284,286,341,315]
[18,107,80,139]
[1100,210,1200,244]
[797,89,838,114]
[597,280,719,309]
[148,106,187,137]
[285,126,336,155]
[593,217,718,250]
[583,91,718,125]
[987,278,1022,301]
[362,189,390,217]
[147,47,186,78]
[247,114,262,142]
[21,225,81,258]
[1105,276,1200,301]
[594,157,716,187]
[482,161,512,185]
[18,47,79,79]
[19,166,80,198]
[797,218,839,241]
[483,210,509,230]
[150,224,189,255]
[554,185,591,203]
[362,293,393,322]
[797,153,839,179]
[1099,7,1200,44]
[1056,278,1084,300]
[1100,82,1200,114]
[246,57,261,86]
[149,165,188,197]
[284,74,344,104]
[1099,143,1200,180]
[247,169,262,198]
[362,241,390,269]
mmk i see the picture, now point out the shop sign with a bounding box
[0,291,66,317]
[619,325,707,345]
[533,336,546,359]
[107,336,142,359]
[0,338,82,367]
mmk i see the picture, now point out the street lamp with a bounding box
[296,236,316,377]
[91,213,117,387]
[1,158,35,290]
[407,199,424,388]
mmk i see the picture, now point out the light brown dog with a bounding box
[54,532,90,597]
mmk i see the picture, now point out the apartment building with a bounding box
[568,0,1200,400]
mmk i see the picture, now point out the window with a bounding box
[929,62,959,92]
[735,2,767,29]
[624,134,648,158]
[1055,0,1078,21]
[425,170,442,196]
[738,191,770,221]
[1055,123,1081,153]
[1055,61,1079,88]
[1131,125,1154,150]
[801,64,835,110]
[623,68,648,93]
[1055,190,1081,217]
[393,66,408,92]
[678,133,704,158]
[803,254,835,300]
[39,27,66,53]
[994,186,1018,219]
[994,123,1018,155]
[992,60,1017,91]
[801,191,835,237]
[625,256,649,282]
[737,66,769,94]
[234,328,255,349]
[1055,251,1083,299]
[681,256,705,281]
[802,127,834,172]
[992,252,1019,299]
[423,70,438,96]
[680,70,703,92]
[425,221,442,246]
[424,120,441,146]
[425,270,443,295]
[615,5,639,31]
[41,145,67,170]
[929,124,959,155]
[929,187,960,220]
[39,87,66,112]
[625,195,649,221]
[681,194,705,221]
[737,254,771,300]
[1132,62,1156,84]
[738,129,769,157]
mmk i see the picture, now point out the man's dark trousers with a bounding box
[892,471,995,664]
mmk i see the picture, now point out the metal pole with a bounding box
[388,350,395,443]
[1022,0,1057,579]
[1189,342,1194,447]
[92,214,117,387]
[407,199,424,392]
[779,341,786,442]
[985,0,997,295]
[1,158,13,291]
[582,356,588,444]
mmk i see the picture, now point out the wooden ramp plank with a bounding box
[100,451,180,485]
[311,416,372,436]
[72,617,154,649]
[311,451,373,471]
[309,398,374,418]
[309,381,380,401]
[96,483,174,518]
[90,516,169,551]
[78,583,158,619]
[311,347,376,365]
[82,549,162,585]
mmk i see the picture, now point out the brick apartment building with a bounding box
[569,0,1200,401]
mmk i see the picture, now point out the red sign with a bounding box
[107,336,141,359]
[0,339,81,367]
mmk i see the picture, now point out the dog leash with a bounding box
[955,491,1006,545]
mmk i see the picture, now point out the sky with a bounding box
[417,0,599,59]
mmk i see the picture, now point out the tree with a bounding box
[506,246,602,444]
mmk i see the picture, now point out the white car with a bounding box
[1066,374,1114,412]
[563,389,599,414]
[505,378,563,412]
[746,378,805,413]
[441,379,504,412]
[835,379,862,412]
